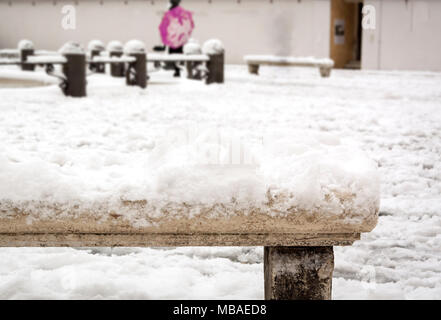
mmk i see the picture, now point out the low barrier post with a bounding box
[124,40,147,89]
[203,39,224,85]
[18,40,35,71]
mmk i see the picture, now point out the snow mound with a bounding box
[88,40,105,52]
[202,39,224,55]
[183,39,202,55]
[107,40,123,52]
[18,40,34,50]
[59,42,85,55]
[124,40,146,54]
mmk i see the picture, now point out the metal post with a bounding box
[206,52,224,85]
[264,246,334,300]
[21,48,35,71]
[110,51,125,77]
[62,53,87,97]
[126,53,147,89]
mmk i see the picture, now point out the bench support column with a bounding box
[248,64,259,75]
[319,67,332,78]
[264,246,334,300]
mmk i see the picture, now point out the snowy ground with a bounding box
[0,65,440,299]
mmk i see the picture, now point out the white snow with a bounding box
[88,40,105,52]
[92,56,135,63]
[184,39,202,55]
[26,55,67,64]
[17,39,34,50]
[124,40,146,54]
[0,65,440,299]
[148,53,208,62]
[106,41,124,52]
[244,55,335,67]
[59,42,85,55]
[202,39,224,55]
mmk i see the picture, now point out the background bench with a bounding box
[244,55,334,78]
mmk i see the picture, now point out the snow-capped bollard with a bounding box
[124,40,147,89]
[202,39,224,85]
[88,40,105,74]
[18,40,35,71]
[264,246,334,300]
[107,41,125,78]
[59,42,87,97]
[184,39,203,80]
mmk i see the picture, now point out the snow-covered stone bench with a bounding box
[0,130,379,300]
[244,55,334,77]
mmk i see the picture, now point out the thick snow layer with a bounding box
[0,67,379,223]
[184,39,202,55]
[18,40,34,50]
[88,40,105,52]
[59,42,84,55]
[0,66,440,299]
[202,39,224,55]
[26,55,67,64]
[124,40,146,54]
[106,41,124,52]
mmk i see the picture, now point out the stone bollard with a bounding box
[18,39,35,71]
[183,39,203,80]
[202,39,224,85]
[88,40,105,73]
[59,42,87,97]
[124,40,147,89]
[107,41,125,77]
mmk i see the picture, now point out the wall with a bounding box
[0,0,331,64]
[362,0,441,71]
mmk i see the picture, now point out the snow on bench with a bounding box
[0,128,379,299]
[91,55,136,63]
[147,53,210,63]
[26,55,68,64]
[244,55,335,77]
[0,58,21,65]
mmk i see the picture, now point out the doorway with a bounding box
[330,0,363,69]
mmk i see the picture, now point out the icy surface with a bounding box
[0,66,440,299]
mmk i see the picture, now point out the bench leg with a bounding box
[264,246,334,300]
[319,67,331,78]
[248,64,259,75]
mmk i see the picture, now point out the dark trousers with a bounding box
[169,46,183,76]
